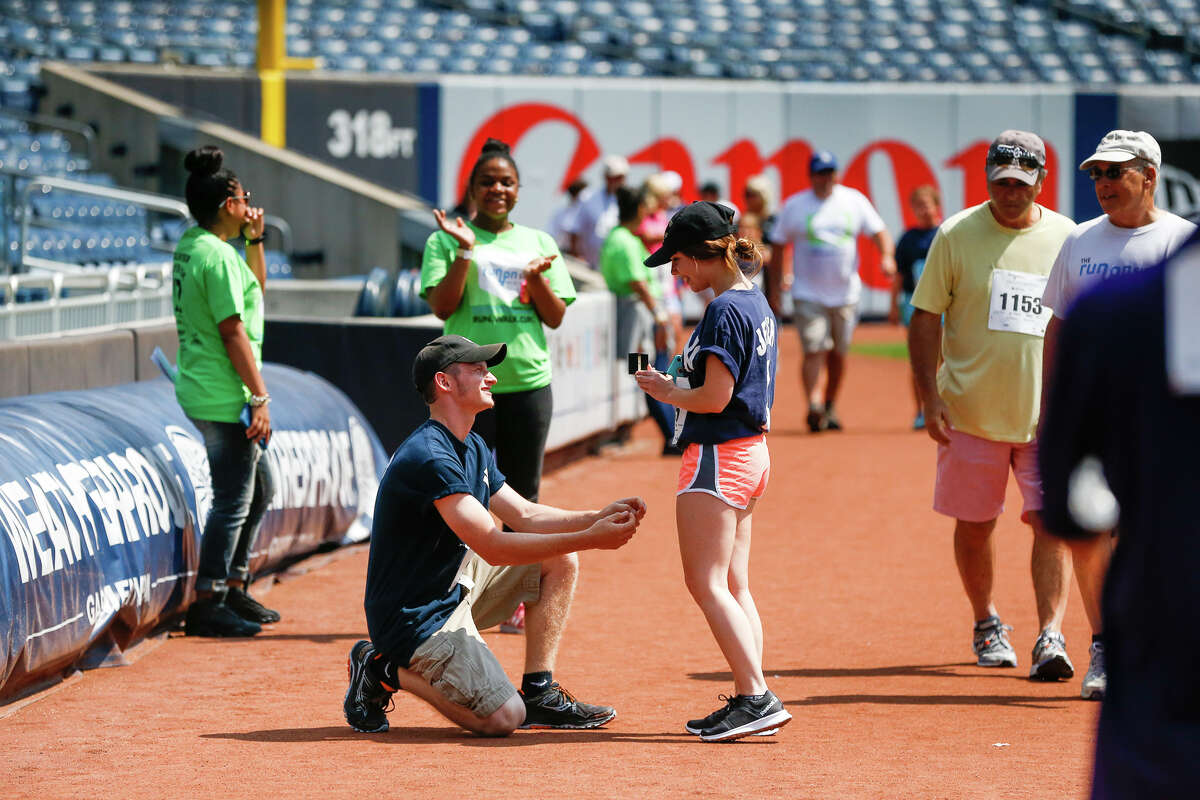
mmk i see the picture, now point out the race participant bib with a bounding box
[988,268,1051,337]
[1166,243,1200,395]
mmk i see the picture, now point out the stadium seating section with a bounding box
[0,0,1195,87]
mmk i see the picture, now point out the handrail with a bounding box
[15,175,192,274]
[0,108,98,163]
[263,213,293,256]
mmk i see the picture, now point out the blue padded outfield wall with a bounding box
[0,364,387,700]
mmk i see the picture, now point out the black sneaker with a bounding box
[227,586,281,624]
[806,406,827,433]
[344,640,394,733]
[185,597,262,637]
[685,694,736,734]
[519,682,616,729]
[699,690,791,742]
[823,406,843,431]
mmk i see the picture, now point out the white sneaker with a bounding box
[1081,641,1106,700]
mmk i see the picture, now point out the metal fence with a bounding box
[0,262,172,339]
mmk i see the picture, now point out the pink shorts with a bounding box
[934,429,1042,523]
[677,435,770,509]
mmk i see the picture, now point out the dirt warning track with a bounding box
[1,323,1096,799]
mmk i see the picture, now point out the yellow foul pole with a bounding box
[257,0,316,148]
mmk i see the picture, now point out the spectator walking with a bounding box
[600,186,676,453]
[172,145,279,637]
[568,154,629,267]
[1039,129,1196,700]
[768,150,895,432]
[1040,231,1200,797]
[907,131,1077,679]
[343,335,644,736]
[547,177,588,253]
[891,184,943,430]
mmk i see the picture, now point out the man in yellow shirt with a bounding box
[908,131,1078,681]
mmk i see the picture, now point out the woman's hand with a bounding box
[433,209,476,250]
[239,205,266,241]
[635,369,675,403]
[246,403,272,447]
[524,254,556,278]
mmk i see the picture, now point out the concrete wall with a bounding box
[37,62,426,278]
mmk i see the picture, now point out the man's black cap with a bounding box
[644,201,737,267]
[412,334,506,393]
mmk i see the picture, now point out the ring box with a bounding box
[628,352,649,375]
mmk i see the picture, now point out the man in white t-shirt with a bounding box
[768,150,895,432]
[567,155,628,268]
[1040,129,1197,701]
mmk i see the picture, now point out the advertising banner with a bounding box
[439,78,1076,312]
[0,364,386,700]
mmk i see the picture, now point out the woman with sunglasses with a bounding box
[636,201,791,742]
[172,145,279,637]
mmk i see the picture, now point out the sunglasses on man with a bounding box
[1087,165,1141,182]
[987,144,1042,172]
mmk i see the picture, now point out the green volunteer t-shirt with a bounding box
[599,225,655,298]
[171,226,264,422]
[420,222,576,394]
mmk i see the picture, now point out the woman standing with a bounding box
[421,138,576,505]
[636,202,790,742]
[173,146,279,637]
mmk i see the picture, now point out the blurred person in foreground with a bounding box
[768,150,895,433]
[344,335,644,736]
[636,202,790,741]
[172,145,279,637]
[600,185,678,454]
[908,131,1077,679]
[891,184,943,430]
[1039,129,1196,701]
[1040,230,1200,798]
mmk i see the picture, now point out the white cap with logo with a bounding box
[1079,130,1161,170]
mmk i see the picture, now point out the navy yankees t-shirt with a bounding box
[364,419,505,666]
[676,286,778,445]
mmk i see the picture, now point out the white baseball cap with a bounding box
[1079,130,1161,170]
[602,154,629,177]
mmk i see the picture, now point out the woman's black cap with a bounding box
[644,201,737,267]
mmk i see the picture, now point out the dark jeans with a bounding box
[190,418,276,594]
[472,384,553,502]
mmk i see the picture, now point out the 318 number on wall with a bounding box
[327,110,416,159]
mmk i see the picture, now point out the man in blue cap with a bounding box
[768,150,896,432]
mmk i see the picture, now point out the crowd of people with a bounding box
[174,124,1197,775]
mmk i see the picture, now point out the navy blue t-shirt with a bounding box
[363,419,505,667]
[676,287,777,445]
[895,226,938,294]
[1039,235,1200,797]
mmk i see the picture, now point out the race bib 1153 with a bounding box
[988,268,1051,337]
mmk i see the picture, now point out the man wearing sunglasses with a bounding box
[908,130,1078,682]
[1038,130,1196,702]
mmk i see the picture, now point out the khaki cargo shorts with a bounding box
[407,556,541,718]
[794,298,859,354]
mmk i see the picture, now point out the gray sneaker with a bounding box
[1029,629,1075,681]
[1080,641,1106,700]
[973,616,1018,667]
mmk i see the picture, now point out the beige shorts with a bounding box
[407,556,541,718]
[794,299,858,354]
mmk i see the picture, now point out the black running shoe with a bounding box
[806,406,827,433]
[185,597,262,637]
[519,682,616,729]
[685,694,736,734]
[344,640,394,733]
[823,406,843,431]
[699,690,791,742]
[227,586,281,624]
